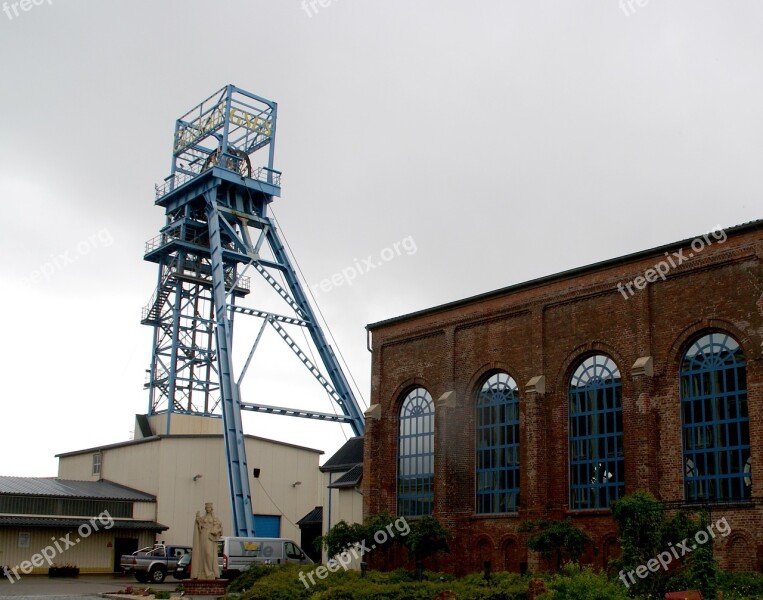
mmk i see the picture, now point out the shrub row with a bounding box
[224,563,763,600]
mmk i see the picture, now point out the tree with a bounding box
[610,490,719,597]
[520,518,592,571]
[318,512,450,579]
[403,516,450,579]
[687,513,718,599]
[316,519,368,558]
[611,490,664,573]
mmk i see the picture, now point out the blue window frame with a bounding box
[681,332,750,503]
[397,387,434,516]
[476,372,520,514]
[569,355,624,510]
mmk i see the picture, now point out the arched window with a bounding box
[398,388,434,516]
[569,354,624,510]
[681,332,750,502]
[476,372,520,513]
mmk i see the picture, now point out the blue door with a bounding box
[253,514,281,537]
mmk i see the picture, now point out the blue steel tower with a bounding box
[142,85,365,536]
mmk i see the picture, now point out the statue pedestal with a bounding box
[183,579,228,596]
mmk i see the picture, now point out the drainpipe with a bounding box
[327,472,333,531]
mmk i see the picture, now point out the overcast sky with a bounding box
[0,1,760,478]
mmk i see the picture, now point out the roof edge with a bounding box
[319,462,363,473]
[367,218,763,331]
[56,433,324,459]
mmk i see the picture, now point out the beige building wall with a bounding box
[143,413,223,437]
[133,502,155,521]
[321,472,363,535]
[320,471,363,566]
[0,527,154,576]
[57,434,323,547]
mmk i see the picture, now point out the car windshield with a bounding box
[178,553,191,566]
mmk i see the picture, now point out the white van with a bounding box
[218,537,313,576]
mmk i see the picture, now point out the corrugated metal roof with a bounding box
[296,506,323,526]
[0,516,168,531]
[0,477,156,501]
[320,437,363,472]
[328,464,363,489]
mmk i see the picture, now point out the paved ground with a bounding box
[0,575,182,598]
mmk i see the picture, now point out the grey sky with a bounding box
[0,1,760,476]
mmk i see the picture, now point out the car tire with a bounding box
[149,567,166,583]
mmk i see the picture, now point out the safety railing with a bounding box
[154,165,282,199]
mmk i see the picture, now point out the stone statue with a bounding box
[192,502,223,580]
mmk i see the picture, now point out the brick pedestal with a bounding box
[182,579,228,596]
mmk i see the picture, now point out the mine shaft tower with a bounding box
[141,85,365,536]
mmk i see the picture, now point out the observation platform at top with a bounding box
[153,84,282,210]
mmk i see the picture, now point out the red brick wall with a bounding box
[363,223,763,575]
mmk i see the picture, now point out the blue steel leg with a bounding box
[265,224,365,436]
[206,192,255,537]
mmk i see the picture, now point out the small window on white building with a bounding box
[92,453,102,476]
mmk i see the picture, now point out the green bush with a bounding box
[311,580,441,600]
[317,519,369,558]
[541,565,630,600]
[519,518,592,571]
[229,563,526,600]
[610,490,722,598]
[687,513,718,598]
[716,571,763,599]
[449,570,528,599]
[317,511,405,559]
[404,515,450,578]
[226,559,763,600]
[226,564,281,592]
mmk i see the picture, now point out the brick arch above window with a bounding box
[465,361,522,404]
[554,341,629,398]
[388,377,437,413]
[668,319,755,375]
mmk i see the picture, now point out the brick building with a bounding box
[362,220,763,575]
